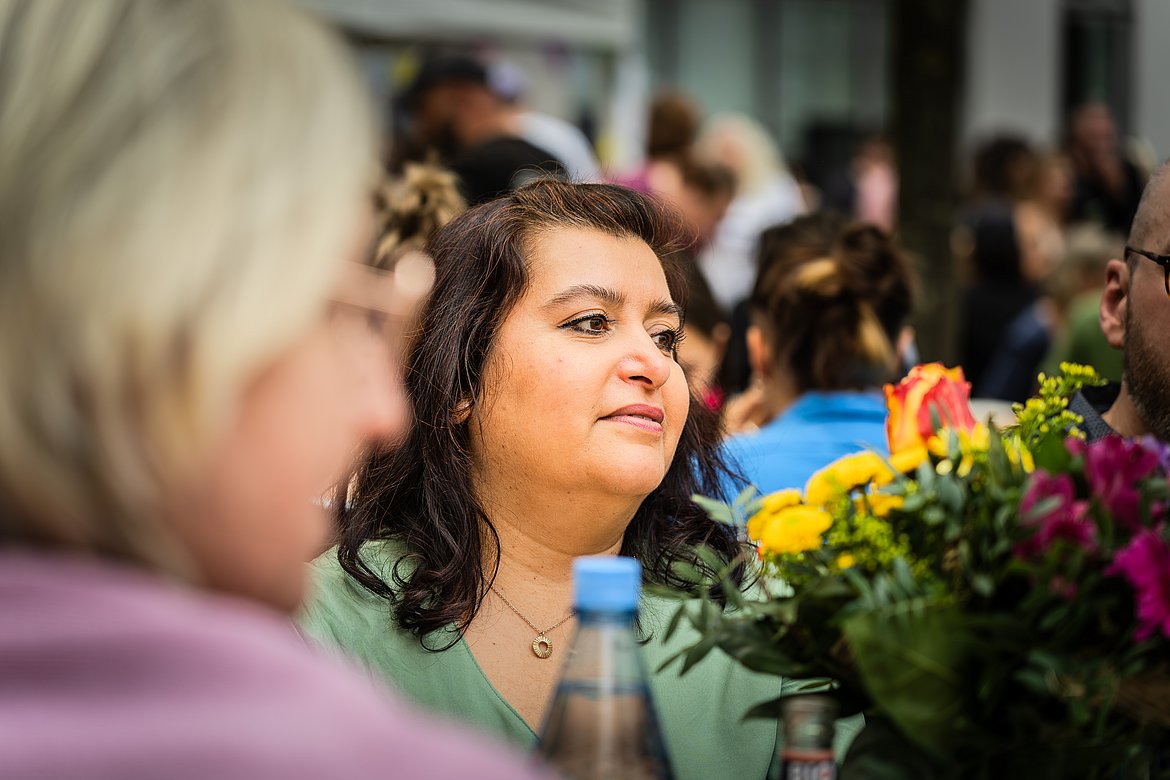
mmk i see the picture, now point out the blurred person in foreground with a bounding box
[1079,160,1170,443]
[720,215,916,494]
[299,179,848,779]
[0,3,550,778]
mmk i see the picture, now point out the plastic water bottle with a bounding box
[537,556,674,780]
[779,695,837,780]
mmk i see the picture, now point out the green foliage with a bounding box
[663,364,1170,778]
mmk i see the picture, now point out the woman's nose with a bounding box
[617,331,674,389]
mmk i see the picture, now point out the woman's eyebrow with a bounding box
[542,284,624,311]
[542,284,682,320]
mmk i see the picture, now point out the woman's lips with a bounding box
[602,404,665,433]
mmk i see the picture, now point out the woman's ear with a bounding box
[746,324,772,378]
[1099,258,1130,351]
[450,397,472,425]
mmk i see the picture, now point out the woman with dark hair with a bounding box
[300,179,786,780]
[721,214,916,494]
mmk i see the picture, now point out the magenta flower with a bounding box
[1016,471,1097,559]
[1138,435,1170,475]
[1107,527,1170,641]
[1083,436,1159,531]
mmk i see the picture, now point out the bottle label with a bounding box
[781,750,835,780]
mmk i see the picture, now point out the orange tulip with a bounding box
[884,363,977,455]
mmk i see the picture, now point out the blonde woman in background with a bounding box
[0,2,549,778]
[695,113,807,313]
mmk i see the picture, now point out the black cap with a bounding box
[400,54,487,109]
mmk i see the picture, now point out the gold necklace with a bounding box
[489,584,574,659]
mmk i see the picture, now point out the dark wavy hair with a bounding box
[336,179,747,648]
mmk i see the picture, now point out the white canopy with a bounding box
[298,0,638,49]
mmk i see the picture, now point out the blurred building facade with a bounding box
[301,0,1168,185]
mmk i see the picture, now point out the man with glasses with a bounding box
[1075,161,1170,442]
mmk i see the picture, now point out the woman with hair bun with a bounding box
[722,214,917,494]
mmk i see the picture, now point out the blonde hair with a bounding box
[696,113,786,196]
[0,0,376,572]
[372,163,465,270]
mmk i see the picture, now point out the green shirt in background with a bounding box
[299,541,859,780]
[1043,291,1123,383]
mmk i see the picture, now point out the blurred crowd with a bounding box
[1,6,1157,776]
[388,51,1147,420]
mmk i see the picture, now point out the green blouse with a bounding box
[299,541,855,780]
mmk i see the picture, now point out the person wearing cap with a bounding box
[488,60,602,184]
[396,54,566,205]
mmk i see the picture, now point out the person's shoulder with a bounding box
[0,552,547,779]
[299,541,410,652]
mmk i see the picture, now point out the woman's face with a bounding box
[468,227,690,506]
[171,259,409,613]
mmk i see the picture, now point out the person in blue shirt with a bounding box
[722,214,917,495]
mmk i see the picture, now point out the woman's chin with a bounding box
[589,464,670,501]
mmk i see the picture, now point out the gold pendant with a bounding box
[532,633,553,659]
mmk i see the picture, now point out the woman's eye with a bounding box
[653,328,684,355]
[564,314,611,334]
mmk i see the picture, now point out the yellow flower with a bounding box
[1002,438,1036,473]
[805,451,885,505]
[865,491,904,517]
[757,505,833,556]
[760,488,803,514]
[886,445,928,477]
[804,467,836,507]
[746,489,803,540]
[835,553,856,570]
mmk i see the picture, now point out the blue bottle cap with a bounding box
[573,556,641,612]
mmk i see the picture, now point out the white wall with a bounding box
[1133,0,1170,163]
[962,0,1061,151]
[674,0,756,116]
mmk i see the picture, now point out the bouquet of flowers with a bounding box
[665,363,1170,778]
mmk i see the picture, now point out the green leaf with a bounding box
[690,494,736,525]
[741,694,789,720]
[678,633,721,674]
[841,600,970,759]
[1030,433,1071,473]
[970,574,994,597]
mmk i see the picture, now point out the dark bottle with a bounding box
[538,556,674,780]
[779,695,837,780]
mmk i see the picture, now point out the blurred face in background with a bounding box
[169,249,410,613]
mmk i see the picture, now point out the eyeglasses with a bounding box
[327,253,434,366]
[1126,244,1170,296]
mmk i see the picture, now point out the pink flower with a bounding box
[1107,527,1170,642]
[1015,472,1097,559]
[1083,436,1159,531]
